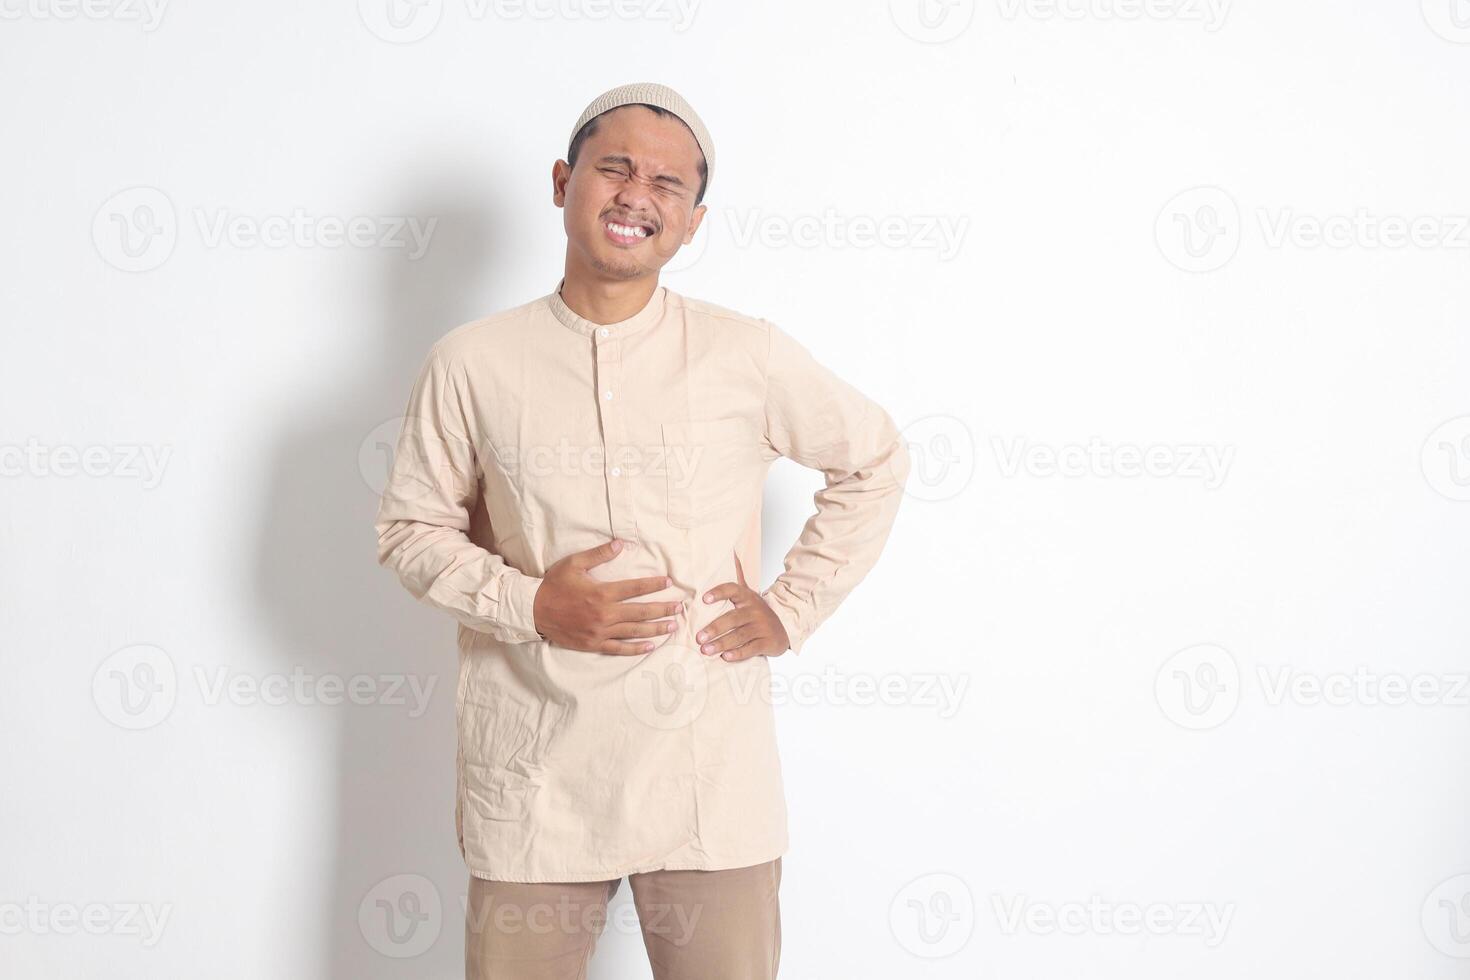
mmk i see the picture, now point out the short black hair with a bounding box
[567,103,708,206]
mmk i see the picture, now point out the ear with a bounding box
[684,202,707,243]
[551,159,571,207]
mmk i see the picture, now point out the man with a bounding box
[374,81,910,979]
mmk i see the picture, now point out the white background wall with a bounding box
[4,1,1470,977]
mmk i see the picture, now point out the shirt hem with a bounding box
[464,841,789,884]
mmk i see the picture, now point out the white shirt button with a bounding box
[599,328,610,338]
[610,466,622,477]
[603,390,613,400]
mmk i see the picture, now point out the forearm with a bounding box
[376,517,544,644]
[763,412,911,654]
[374,346,544,645]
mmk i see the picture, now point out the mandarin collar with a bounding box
[547,277,668,339]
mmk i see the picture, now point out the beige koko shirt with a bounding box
[374,278,909,882]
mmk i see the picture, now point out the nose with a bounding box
[612,178,653,213]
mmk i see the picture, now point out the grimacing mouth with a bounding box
[603,213,658,238]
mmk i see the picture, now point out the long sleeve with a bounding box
[758,319,910,655]
[373,345,544,645]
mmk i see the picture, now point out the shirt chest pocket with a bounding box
[659,417,758,528]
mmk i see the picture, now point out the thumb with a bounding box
[573,538,626,570]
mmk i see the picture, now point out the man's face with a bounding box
[554,105,707,281]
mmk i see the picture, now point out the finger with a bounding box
[603,575,674,601]
[694,608,750,647]
[607,618,680,640]
[700,622,758,656]
[611,600,685,623]
[720,637,770,662]
[598,638,657,656]
[733,551,747,588]
[571,538,630,570]
[701,581,746,606]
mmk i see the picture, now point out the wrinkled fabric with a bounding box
[374,279,909,882]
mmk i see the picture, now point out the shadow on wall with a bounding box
[253,171,509,980]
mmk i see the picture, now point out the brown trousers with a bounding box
[465,858,781,980]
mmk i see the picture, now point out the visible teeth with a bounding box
[607,221,648,239]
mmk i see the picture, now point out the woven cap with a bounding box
[568,82,715,197]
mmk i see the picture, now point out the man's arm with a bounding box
[374,346,685,650]
[373,347,545,644]
[756,318,911,654]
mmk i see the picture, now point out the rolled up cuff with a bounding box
[499,571,546,644]
[760,587,808,656]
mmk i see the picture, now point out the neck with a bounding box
[559,260,659,326]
